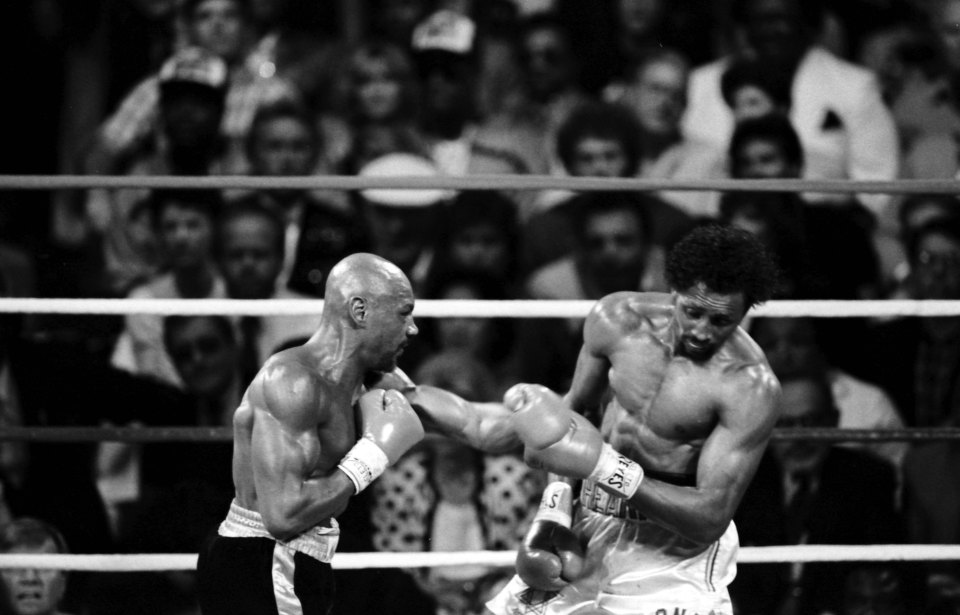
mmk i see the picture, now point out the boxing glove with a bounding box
[506,384,644,499]
[338,389,425,493]
[516,482,585,591]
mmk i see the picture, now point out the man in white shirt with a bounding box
[682,0,898,223]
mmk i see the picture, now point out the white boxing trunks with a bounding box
[485,480,739,615]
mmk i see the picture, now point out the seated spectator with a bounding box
[216,200,320,386]
[85,47,242,296]
[334,40,430,174]
[861,216,960,427]
[411,10,543,215]
[522,192,668,391]
[902,437,960,611]
[365,351,542,615]
[523,101,689,274]
[720,57,793,123]
[887,194,960,297]
[110,188,225,388]
[606,48,726,219]
[732,370,905,615]
[418,271,521,396]
[749,316,908,475]
[683,0,899,222]
[235,100,368,297]
[0,518,73,615]
[841,564,920,615]
[858,22,960,182]
[357,153,449,294]
[726,113,882,302]
[88,0,297,170]
[428,190,522,293]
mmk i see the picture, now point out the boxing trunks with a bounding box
[197,500,340,615]
[486,479,739,615]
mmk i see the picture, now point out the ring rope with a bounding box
[1,426,957,443]
[0,545,957,571]
[0,298,958,318]
[1,174,960,194]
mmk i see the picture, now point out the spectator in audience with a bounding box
[410,7,542,203]
[720,57,793,123]
[886,194,960,295]
[727,114,881,301]
[0,518,73,615]
[858,21,960,182]
[749,316,908,475]
[902,434,960,612]
[356,152,449,294]
[428,190,521,293]
[606,48,726,220]
[522,192,668,391]
[841,564,918,615]
[86,47,239,297]
[364,351,542,615]
[862,216,960,428]
[216,200,319,386]
[110,188,225,388]
[732,370,905,615]
[236,100,368,297]
[683,0,899,224]
[89,0,297,169]
[418,270,521,397]
[523,101,689,274]
[335,40,430,174]
[100,188,223,551]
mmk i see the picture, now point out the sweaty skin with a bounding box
[230,253,519,541]
[565,289,781,545]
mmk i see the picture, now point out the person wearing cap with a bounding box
[356,152,450,297]
[86,0,297,174]
[411,9,546,218]
[84,46,243,296]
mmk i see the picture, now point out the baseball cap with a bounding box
[358,153,453,208]
[411,10,476,57]
[158,47,229,93]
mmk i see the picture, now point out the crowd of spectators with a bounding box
[1,0,960,613]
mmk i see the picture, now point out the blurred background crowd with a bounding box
[0,0,959,613]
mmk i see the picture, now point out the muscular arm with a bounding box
[251,363,354,540]
[407,385,520,454]
[625,366,781,545]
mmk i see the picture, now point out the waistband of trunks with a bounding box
[218,500,340,563]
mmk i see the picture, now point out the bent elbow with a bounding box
[261,503,303,541]
[686,517,731,547]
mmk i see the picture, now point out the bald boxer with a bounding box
[487,225,782,615]
[197,253,520,615]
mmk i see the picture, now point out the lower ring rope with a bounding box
[1,545,957,571]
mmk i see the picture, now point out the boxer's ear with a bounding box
[350,296,368,327]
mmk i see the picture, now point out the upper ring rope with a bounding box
[0,426,957,443]
[0,298,959,318]
[2,174,960,194]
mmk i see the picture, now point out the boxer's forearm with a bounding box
[407,385,520,454]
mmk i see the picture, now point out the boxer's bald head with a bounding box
[324,253,417,370]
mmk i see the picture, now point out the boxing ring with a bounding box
[0,173,957,574]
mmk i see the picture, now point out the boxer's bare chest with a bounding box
[601,330,726,471]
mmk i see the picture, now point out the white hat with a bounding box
[358,153,453,207]
[411,10,476,56]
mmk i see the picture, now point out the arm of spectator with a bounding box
[845,72,900,221]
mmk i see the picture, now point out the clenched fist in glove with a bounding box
[338,388,424,494]
[516,482,585,591]
[505,383,644,499]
